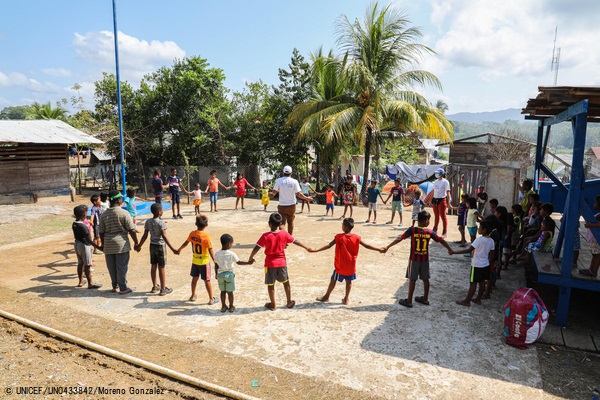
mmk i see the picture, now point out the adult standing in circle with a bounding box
[99,190,139,294]
[431,168,451,237]
[270,166,313,235]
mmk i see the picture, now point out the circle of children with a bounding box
[72,166,600,313]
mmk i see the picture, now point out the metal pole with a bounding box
[112,0,127,195]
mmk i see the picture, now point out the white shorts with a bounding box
[74,241,93,266]
[368,202,377,211]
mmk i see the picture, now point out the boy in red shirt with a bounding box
[248,213,311,310]
[384,210,452,308]
[310,218,384,305]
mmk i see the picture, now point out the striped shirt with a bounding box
[99,206,136,254]
[401,227,442,262]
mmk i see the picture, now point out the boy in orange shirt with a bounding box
[315,184,338,217]
[310,218,385,304]
[178,214,219,304]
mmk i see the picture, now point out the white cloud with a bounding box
[0,71,62,93]
[41,68,72,77]
[72,30,186,82]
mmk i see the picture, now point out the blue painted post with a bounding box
[112,0,127,195]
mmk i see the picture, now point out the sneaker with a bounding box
[150,285,160,294]
[398,222,403,227]
[385,221,393,225]
[159,287,173,296]
[173,215,178,219]
[177,214,183,219]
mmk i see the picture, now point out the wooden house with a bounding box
[585,147,600,178]
[0,120,103,204]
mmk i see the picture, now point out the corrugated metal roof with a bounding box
[91,150,112,161]
[0,119,103,144]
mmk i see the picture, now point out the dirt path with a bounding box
[0,195,598,399]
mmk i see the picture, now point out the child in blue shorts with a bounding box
[214,234,253,312]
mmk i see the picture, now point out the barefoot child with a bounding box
[178,214,219,304]
[192,183,206,215]
[214,234,253,312]
[135,203,179,295]
[260,180,271,212]
[248,213,311,310]
[411,190,425,227]
[310,218,384,305]
[383,210,452,307]
[206,170,229,212]
[339,175,357,219]
[384,179,405,226]
[72,205,102,289]
[366,180,385,224]
[450,220,495,306]
[233,172,256,210]
[298,176,314,214]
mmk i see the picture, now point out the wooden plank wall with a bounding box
[449,142,489,166]
[0,144,69,194]
[446,163,488,212]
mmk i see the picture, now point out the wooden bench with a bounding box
[533,251,597,282]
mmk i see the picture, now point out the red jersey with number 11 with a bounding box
[400,227,441,262]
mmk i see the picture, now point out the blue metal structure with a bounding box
[524,87,600,326]
[112,0,127,195]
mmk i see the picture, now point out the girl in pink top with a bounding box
[233,172,256,210]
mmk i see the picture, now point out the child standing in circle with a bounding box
[450,220,495,306]
[339,175,357,219]
[453,193,469,247]
[167,168,188,219]
[411,190,425,227]
[214,234,253,312]
[248,213,311,310]
[466,197,481,244]
[192,183,206,215]
[123,188,138,225]
[100,192,110,212]
[384,179,405,226]
[233,172,256,210]
[298,176,314,214]
[315,184,338,217]
[366,180,385,224]
[311,218,384,305]
[260,180,271,212]
[135,203,179,296]
[206,170,229,212]
[384,210,452,308]
[72,205,102,289]
[177,214,219,305]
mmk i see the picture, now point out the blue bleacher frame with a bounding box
[527,99,600,326]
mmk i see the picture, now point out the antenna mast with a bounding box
[551,26,560,85]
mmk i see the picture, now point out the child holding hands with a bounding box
[310,218,385,305]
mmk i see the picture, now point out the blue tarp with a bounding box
[87,200,171,217]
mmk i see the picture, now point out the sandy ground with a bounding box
[0,195,598,399]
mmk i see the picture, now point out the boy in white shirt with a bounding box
[214,234,253,312]
[450,220,495,306]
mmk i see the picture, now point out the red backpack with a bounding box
[503,288,549,349]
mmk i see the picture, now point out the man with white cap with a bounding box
[270,166,313,235]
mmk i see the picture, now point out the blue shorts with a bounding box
[331,270,356,282]
[326,203,334,211]
[210,192,218,203]
[171,191,181,204]
[467,226,477,237]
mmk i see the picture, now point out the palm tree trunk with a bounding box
[361,132,372,203]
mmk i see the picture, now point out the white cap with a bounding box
[283,165,292,174]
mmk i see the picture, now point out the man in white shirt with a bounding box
[271,166,313,235]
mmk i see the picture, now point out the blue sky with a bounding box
[1,0,600,114]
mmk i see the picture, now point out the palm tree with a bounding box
[291,2,453,198]
[26,101,68,121]
[435,99,449,114]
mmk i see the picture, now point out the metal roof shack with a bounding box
[0,119,103,144]
[0,120,103,204]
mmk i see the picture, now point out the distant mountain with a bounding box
[447,108,525,124]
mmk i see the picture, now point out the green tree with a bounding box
[291,2,453,197]
[0,105,31,120]
[26,101,68,121]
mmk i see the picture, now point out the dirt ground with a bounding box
[0,194,599,399]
